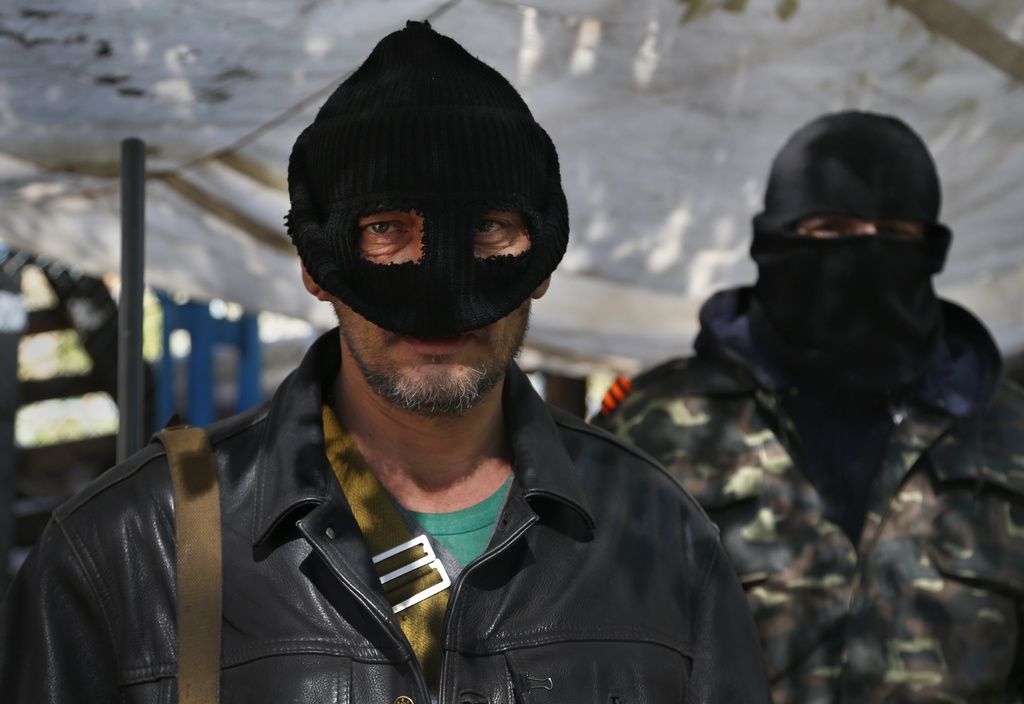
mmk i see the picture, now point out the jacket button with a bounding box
[325,527,336,540]
[394,697,414,704]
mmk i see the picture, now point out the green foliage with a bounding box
[18,329,92,381]
[143,287,163,362]
[16,394,118,448]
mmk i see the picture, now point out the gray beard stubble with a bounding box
[342,304,530,418]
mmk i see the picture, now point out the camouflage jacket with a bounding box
[594,355,1024,704]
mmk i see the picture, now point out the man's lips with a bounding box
[400,333,475,355]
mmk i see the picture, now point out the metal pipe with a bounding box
[0,251,24,594]
[117,138,146,462]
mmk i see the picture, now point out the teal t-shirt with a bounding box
[408,475,513,567]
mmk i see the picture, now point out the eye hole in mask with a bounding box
[356,209,531,265]
[357,209,426,265]
[792,214,926,240]
[473,210,532,260]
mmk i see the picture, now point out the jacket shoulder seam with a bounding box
[694,537,722,616]
[53,516,123,678]
[203,405,270,447]
[553,409,667,473]
[58,408,267,520]
[55,451,168,520]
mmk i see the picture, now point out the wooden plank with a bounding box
[16,434,116,501]
[159,173,293,254]
[892,0,1024,83]
[20,375,106,404]
[16,434,117,477]
[26,309,70,335]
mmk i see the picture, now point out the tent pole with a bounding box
[117,138,146,462]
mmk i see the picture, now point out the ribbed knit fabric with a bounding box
[753,110,946,236]
[288,21,568,337]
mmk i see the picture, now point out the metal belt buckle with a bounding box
[372,534,451,614]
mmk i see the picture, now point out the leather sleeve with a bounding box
[686,539,772,703]
[0,517,120,703]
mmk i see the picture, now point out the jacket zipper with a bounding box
[437,511,539,701]
[835,412,954,700]
[304,524,433,703]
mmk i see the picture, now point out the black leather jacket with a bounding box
[0,331,769,703]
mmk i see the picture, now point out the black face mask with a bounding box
[748,111,954,393]
[749,229,951,393]
[288,22,568,338]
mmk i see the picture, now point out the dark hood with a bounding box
[753,110,947,238]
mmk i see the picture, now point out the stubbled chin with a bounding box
[399,362,480,381]
[397,334,476,357]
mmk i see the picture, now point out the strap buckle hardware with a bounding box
[372,535,451,613]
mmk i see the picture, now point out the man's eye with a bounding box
[475,219,503,235]
[355,210,425,264]
[881,222,925,238]
[366,221,395,235]
[471,211,530,257]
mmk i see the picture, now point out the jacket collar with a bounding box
[912,299,1002,418]
[502,363,595,529]
[251,330,339,545]
[252,329,593,546]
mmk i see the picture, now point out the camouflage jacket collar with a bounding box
[855,397,955,554]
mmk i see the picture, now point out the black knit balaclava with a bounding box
[287,21,568,337]
[748,111,952,393]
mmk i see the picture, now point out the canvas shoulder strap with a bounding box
[321,405,450,691]
[154,425,222,704]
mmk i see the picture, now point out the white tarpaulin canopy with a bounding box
[2,0,1023,374]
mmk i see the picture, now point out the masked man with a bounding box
[0,22,768,703]
[595,111,1024,703]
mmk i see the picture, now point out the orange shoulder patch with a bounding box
[598,375,634,417]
